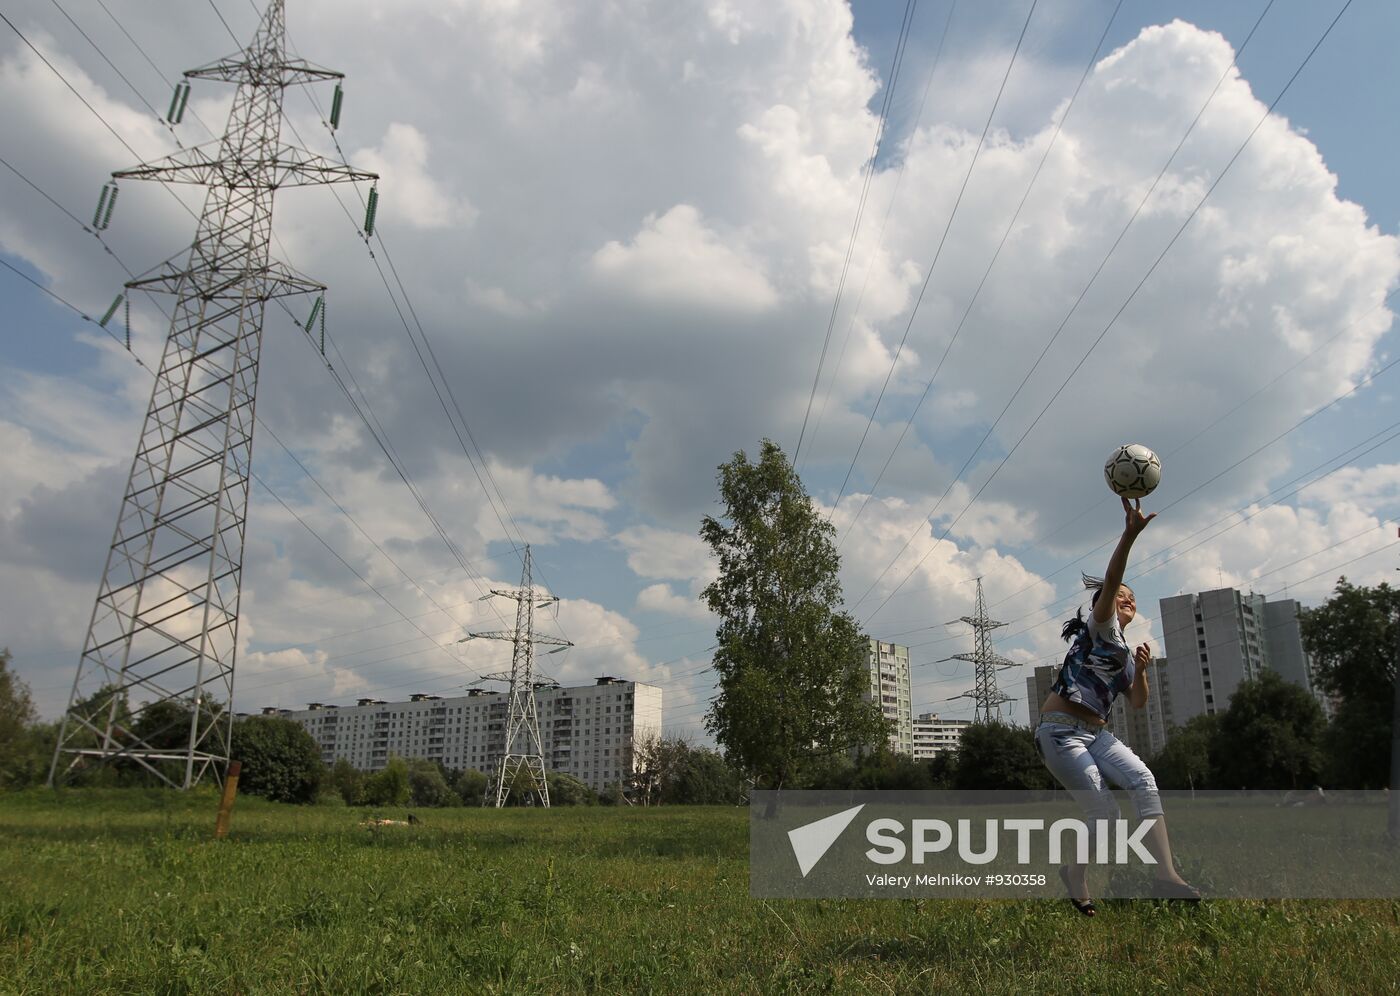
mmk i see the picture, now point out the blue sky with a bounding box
[2,0,1397,739]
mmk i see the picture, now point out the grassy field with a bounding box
[2,790,1398,994]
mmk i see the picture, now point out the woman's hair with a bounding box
[1061,573,1126,642]
[1061,608,1088,643]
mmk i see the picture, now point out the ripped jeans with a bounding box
[1035,721,1164,850]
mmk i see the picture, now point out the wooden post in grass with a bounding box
[215,760,242,840]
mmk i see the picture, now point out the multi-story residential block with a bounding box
[865,639,913,755]
[911,712,971,759]
[1160,587,1269,723]
[1252,595,1332,719]
[1160,587,1326,730]
[272,677,662,792]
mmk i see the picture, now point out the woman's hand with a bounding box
[1130,643,1151,707]
[1122,497,1157,537]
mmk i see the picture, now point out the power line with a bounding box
[976,375,1400,629]
[848,0,1279,612]
[826,0,1040,518]
[45,0,186,149]
[844,405,1400,690]
[0,146,512,629]
[793,0,919,464]
[835,0,1127,548]
[1024,286,1400,555]
[855,0,1353,625]
[803,0,960,474]
[0,135,509,710]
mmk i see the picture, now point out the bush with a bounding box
[228,716,323,803]
[406,758,459,807]
[454,768,488,806]
[546,771,597,806]
[363,757,411,807]
[665,748,742,804]
[328,758,365,805]
[951,722,1054,790]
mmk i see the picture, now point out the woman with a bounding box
[1036,496,1200,915]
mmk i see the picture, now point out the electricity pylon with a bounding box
[49,0,377,789]
[463,546,572,807]
[944,578,1017,723]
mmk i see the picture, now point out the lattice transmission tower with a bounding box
[943,578,1017,723]
[49,0,377,789]
[462,546,572,808]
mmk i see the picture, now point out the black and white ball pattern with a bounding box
[1104,444,1161,499]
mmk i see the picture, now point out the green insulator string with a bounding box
[363,185,379,236]
[92,182,118,230]
[167,81,191,124]
[99,293,123,327]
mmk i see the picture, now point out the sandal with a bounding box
[1059,865,1096,917]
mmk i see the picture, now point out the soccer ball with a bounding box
[1104,444,1161,499]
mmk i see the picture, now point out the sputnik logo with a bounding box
[787,805,865,877]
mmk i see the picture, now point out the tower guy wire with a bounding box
[461,545,573,808]
[48,0,377,790]
[943,578,1016,723]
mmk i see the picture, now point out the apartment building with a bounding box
[866,639,913,755]
[1160,587,1327,727]
[911,712,971,759]
[273,677,662,791]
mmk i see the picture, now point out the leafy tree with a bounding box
[598,781,627,806]
[701,440,886,792]
[329,758,366,805]
[793,752,856,791]
[54,684,133,785]
[951,722,1054,790]
[0,649,35,748]
[0,650,43,790]
[406,758,459,807]
[630,733,692,805]
[1150,713,1221,791]
[1212,670,1326,789]
[363,757,411,807]
[665,747,743,805]
[454,767,489,805]
[2,721,59,791]
[925,750,957,789]
[1300,578,1398,788]
[850,749,934,790]
[130,698,197,752]
[228,715,323,803]
[546,770,597,806]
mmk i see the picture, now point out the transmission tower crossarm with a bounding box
[111,143,377,188]
[950,651,1018,670]
[958,613,1008,630]
[468,629,572,648]
[125,258,325,300]
[185,55,343,86]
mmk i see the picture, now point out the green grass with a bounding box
[2,789,1398,994]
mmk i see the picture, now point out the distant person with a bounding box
[1035,497,1201,915]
